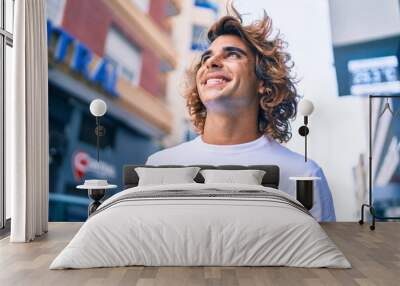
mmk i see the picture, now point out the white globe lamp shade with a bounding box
[90,99,107,117]
[298,99,314,116]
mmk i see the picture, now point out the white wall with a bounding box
[235,0,368,221]
[329,0,400,45]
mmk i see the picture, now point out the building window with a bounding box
[191,24,208,51]
[104,27,142,86]
[1,0,14,229]
[46,0,66,26]
[130,0,150,13]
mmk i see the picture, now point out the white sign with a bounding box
[348,56,400,96]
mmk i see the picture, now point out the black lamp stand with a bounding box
[359,95,400,230]
[298,116,309,162]
[87,117,107,216]
[95,116,106,162]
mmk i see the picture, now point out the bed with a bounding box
[50,165,350,269]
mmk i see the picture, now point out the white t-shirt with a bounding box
[146,135,336,222]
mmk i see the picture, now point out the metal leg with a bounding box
[88,200,101,216]
[358,204,376,230]
[370,206,376,231]
[359,204,367,225]
[88,188,105,216]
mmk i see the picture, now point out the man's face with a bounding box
[196,34,260,113]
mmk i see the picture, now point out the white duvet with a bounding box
[50,183,351,269]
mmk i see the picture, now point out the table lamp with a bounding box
[78,98,115,216]
[298,99,314,162]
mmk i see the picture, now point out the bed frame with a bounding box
[123,165,280,189]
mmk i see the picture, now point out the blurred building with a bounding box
[165,0,225,146]
[46,0,181,221]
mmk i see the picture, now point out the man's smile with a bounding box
[201,71,232,88]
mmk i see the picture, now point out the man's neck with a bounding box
[201,112,261,145]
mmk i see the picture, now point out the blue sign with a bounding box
[47,20,119,97]
[194,0,219,14]
[70,42,92,79]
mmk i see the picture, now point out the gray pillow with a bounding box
[135,167,201,186]
[200,169,266,185]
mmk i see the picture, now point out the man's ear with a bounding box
[257,81,265,94]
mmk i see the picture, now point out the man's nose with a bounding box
[206,54,223,69]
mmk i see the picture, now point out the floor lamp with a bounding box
[359,95,400,230]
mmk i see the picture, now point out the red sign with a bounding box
[72,151,116,182]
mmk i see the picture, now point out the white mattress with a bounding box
[50,183,351,269]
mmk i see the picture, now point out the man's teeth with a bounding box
[206,78,226,85]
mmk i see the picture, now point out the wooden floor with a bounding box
[0,222,399,286]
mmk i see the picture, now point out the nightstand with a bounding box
[289,176,320,210]
[77,180,117,216]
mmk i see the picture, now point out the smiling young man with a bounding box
[146,11,336,221]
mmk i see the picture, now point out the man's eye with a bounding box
[227,51,240,59]
[201,56,210,64]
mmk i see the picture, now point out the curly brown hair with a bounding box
[184,8,299,143]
